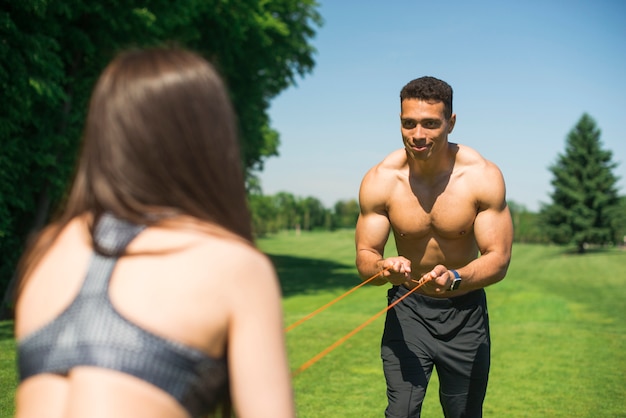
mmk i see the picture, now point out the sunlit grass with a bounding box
[1,235,625,417]
[0,321,16,418]
[261,235,626,417]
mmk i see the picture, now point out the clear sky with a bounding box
[258,0,626,212]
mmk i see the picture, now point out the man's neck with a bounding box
[406,145,454,182]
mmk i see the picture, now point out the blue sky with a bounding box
[259,0,626,212]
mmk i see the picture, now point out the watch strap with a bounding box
[448,269,461,291]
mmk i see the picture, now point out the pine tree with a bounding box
[541,114,621,253]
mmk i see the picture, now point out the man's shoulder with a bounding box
[359,149,407,205]
[362,149,407,184]
[453,143,507,204]
[455,143,501,172]
[374,149,408,172]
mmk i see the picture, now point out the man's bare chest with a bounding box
[387,184,477,240]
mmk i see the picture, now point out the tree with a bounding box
[333,199,360,229]
[0,0,322,309]
[247,191,340,236]
[176,0,323,172]
[273,192,301,230]
[298,196,327,231]
[507,201,548,244]
[248,193,281,237]
[608,195,626,246]
[540,114,621,252]
[1,0,168,309]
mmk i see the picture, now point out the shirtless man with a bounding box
[355,76,513,418]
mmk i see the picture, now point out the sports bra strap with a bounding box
[94,213,146,255]
[78,213,146,297]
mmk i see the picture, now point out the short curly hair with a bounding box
[400,76,453,119]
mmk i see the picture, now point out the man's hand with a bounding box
[380,256,412,285]
[418,265,456,295]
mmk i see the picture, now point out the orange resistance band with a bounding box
[284,267,391,333]
[290,274,433,378]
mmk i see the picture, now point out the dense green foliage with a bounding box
[0,0,322,304]
[540,114,621,252]
[4,235,624,417]
[508,201,549,244]
[248,192,359,236]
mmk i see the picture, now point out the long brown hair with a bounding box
[17,46,253,287]
[17,46,251,418]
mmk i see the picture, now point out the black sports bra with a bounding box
[18,213,229,417]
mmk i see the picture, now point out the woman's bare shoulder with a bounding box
[153,219,272,276]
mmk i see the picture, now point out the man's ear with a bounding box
[448,113,457,133]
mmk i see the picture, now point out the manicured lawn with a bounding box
[261,231,626,417]
[0,320,16,418]
[1,230,625,417]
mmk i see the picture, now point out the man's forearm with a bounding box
[356,249,388,286]
[457,251,510,291]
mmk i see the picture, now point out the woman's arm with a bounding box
[226,249,295,418]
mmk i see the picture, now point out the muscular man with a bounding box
[355,76,513,418]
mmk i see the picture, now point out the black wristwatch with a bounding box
[448,270,462,291]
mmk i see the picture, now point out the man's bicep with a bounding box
[356,211,391,256]
[475,205,513,254]
[355,165,393,261]
[474,167,513,258]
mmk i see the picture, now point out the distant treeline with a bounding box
[249,191,622,246]
[248,192,360,236]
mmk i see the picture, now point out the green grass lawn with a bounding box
[2,230,625,417]
[0,320,16,418]
[261,230,626,418]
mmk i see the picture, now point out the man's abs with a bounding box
[393,233,479,296]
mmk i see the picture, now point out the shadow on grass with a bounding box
[267,254,361,298]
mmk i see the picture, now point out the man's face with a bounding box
[400,99,455,161]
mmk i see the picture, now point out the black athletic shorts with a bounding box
[381,286,490,418]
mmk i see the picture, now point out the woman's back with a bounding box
[15,216,293,418]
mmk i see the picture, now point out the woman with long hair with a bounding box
[14,47,295,418]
